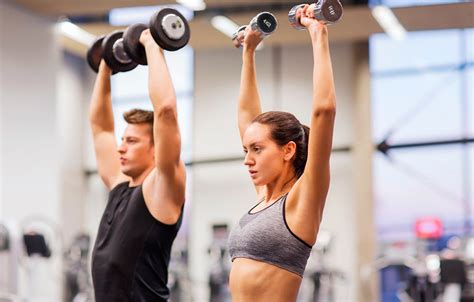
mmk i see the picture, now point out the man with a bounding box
[88,29,186,301]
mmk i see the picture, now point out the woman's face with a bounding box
[242,123,294,186]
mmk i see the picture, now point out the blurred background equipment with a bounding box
[63,233,93,302]
[208,224,231,302]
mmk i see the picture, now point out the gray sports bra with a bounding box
[227,193,312,277]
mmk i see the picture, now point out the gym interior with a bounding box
[0,0,473,301]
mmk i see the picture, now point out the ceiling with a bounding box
[11,0,363,16]
[9,0,474,56]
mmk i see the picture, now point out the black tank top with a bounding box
[92,182,183,301]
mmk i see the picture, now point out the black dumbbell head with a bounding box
[149,8,190,51]
[123,23,148,65]
[87,35,105,73]
[102,30,138,73]
[254,12,277,35]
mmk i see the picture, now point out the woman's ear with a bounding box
[283,141,297,161]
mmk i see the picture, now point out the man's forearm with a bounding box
[89,62,115,133]
[144,42,177,110]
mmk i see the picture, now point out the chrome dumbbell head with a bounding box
[314,0,343,24]
[232,12,278,48]
[289,0,343,30]
[249,12,278,37]
[232,26,247,48]
[288,4,307,30]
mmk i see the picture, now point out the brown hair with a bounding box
[123,109,154,143]
[252,111,309,178]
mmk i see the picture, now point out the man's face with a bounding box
[117,123,154,178]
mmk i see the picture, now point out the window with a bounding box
[369,0,466,8]
[370,29,473,240]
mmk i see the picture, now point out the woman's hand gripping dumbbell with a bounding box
[288,0,343,30]
[231,12,278,49]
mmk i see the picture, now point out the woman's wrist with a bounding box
[309,25,328,42]
[242,47,257,59]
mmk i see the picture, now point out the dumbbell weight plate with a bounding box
[102,30,138,73]
[123,23,148,65]
[86,35,118,74]
[87,35,105,73]
[149,8,190,51]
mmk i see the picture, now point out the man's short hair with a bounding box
[123,109,154,143]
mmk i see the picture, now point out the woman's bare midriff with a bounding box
[229,258,303,302]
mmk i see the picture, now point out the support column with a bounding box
[352,41,379,301]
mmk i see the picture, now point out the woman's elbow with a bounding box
[313,101,336,117]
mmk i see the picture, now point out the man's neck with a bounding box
[129,166,154,187]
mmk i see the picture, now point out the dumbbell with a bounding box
[87,30,139,74]
[232,12,278,48]
[288,0,343,30]
[86,32,136,74]
[86,35,106,73]
[123,8,191,66]
[86,8,190,73]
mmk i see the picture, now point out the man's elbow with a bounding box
[155,104,178,120]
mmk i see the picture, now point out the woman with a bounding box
[227,5,337,301]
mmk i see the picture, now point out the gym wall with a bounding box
[0,2,62,299]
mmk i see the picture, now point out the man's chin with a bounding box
[121,168,132,177]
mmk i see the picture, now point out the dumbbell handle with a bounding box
[289,1,343,30]
[232,26,247,48]
[232,12,278,48]
[112,38,133,65]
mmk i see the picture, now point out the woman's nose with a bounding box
[244,153,254,166]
